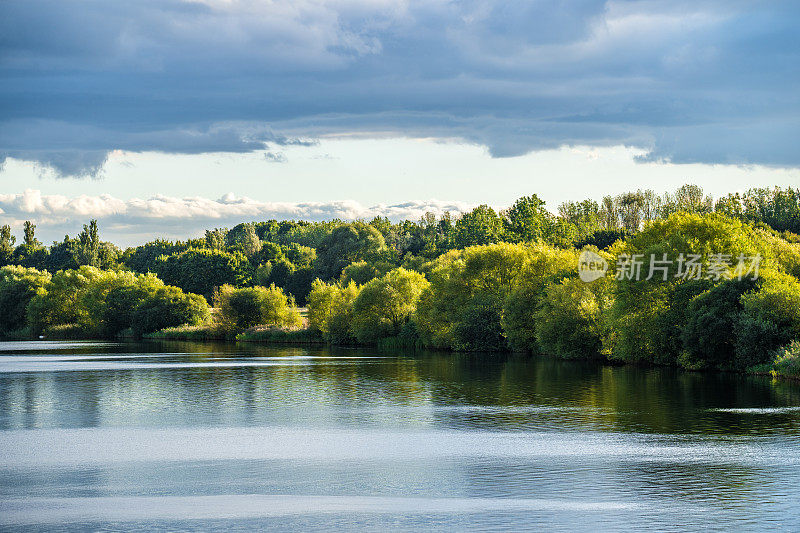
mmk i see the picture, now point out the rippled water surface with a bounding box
[2,340,800,531]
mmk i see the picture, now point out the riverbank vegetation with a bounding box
[1,185,799,378]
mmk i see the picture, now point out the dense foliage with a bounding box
[2,184,799,377]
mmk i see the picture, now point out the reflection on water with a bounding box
[1,340,799,530]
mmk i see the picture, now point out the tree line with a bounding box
[1,185,799,376]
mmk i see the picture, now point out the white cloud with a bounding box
[0,189,471,246]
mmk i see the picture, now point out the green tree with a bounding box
[314,222,387,280]
[350,268,429,344]
[453,205,503,248]
[227,223,262,257]
[23,221,38,246]
[214,284,301,332]
[606,212,772,365]
[501,244,578,352]
[130,285,210,336]
[416,243,532,350]
[74,220,101,267]
[0,265,51,337]
[535,277,614,359]
[503,195,551,242]
[0,225,16,266]
[679,278,757,370]
[205,228,227,250]
[307,279,360,343]
[154,248,251,298]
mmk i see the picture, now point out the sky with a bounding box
[1,0,798,246]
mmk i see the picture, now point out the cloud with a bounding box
[0,0,798,176]
[0,189,471,246]
[264,151,287,163]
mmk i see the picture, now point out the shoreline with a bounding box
[8,332,798,382]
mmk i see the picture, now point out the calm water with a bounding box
[1,341,800,531]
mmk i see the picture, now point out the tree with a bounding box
[453,205,504,248]
[0,266,51,337]
[415,243,533,350]
[122,240,187,273]
[307,279,360,343]
[503,195,551,242]
[535,277,613,359]
[214,284,301,332]
[0,225,16,266]
[350,268,429,344]
[501,244,579,352]
[605,212,773,364]
[23,221,39,246]
[154,248,251,298]
[130,285,210,336]
[227,223,262,257]
[340,260,391,286]
[12,244,49,269]
[74,220,100,267]
[679,278,757,370]
[205,228,227,250]
[314,222,387,280]
[734,269,800,369]
[41,236,79,272]
[662,184,713,217]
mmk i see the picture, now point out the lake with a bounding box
[1,340,799,531]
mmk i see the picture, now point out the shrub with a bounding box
[772,340,800,379]
[606,212,768,364]
[734,314,787,370]
[25,266,210,338]
[453,296,508,351]
[734,269,800,368]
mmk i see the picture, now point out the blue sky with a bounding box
[1,0,798,245]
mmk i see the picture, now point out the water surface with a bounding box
[1,341,799,531]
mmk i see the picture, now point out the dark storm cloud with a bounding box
[0,0,798,176]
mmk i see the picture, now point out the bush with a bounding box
[733,270,800,368]
[214,284,301,333]
[772,340,800,379]
[350,268,429,344]
[236,327,323,344]
[734,314,787,370]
